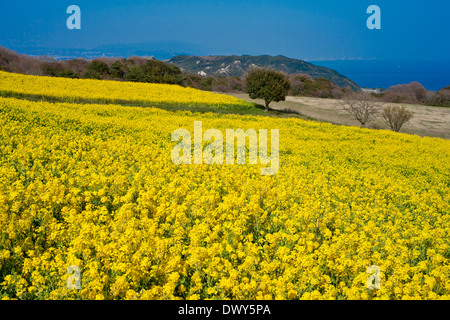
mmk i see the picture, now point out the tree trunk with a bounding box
[265,100,270,112]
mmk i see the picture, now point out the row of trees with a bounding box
[41,58,449,109]
[42,58,184,85]
[37,56,349,98]
[41,58,253,92]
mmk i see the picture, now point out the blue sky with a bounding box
[0,0,449,61]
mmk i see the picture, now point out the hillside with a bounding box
[1,90,449,300]
[0,70,254,111]
[0,46,358,96]
[167,54,361,91]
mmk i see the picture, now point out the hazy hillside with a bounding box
[7,41,209,61]
[167,55,361,91]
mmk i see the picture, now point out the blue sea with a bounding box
[311,60,450,91]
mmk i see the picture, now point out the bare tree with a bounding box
[339,94,381,127]
[382,105,413,132]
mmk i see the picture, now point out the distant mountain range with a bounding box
[166,55,360,90]
[8,41,210,61]
[94,41,210,60]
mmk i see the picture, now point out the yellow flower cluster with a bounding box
[0,71,253,108]
[0,95,449,300]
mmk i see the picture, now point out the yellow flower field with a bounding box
[0,70,253,108]
[0,94,449,300]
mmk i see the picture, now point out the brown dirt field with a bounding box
[225,93,450,139]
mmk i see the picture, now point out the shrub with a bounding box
[339,94,381,127]
[200,77,216,91]
[382,82,427,104]
[288,75,344,99]
[382,105,414,132]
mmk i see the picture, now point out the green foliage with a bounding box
[291,76,340,98]
[83,69,102,80]
[124,66,145,82]
[89,60,110,75]
[246,68,290,111]
[110,61,125,79]
[200,77,217,91]
[83,60,110,79]
[124,60,182,85]
[58,69,79,79]
[42,63,79,79]
[42,64,60,77]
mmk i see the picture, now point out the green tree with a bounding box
[58,69,79,79]
[124,60,182,84]
[84,60,110,79]
[42,63,79,79]
[246,68,290,111]
[124,65,145,82]
[110,61,125,79]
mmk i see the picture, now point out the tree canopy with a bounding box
[245,68,290,111]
